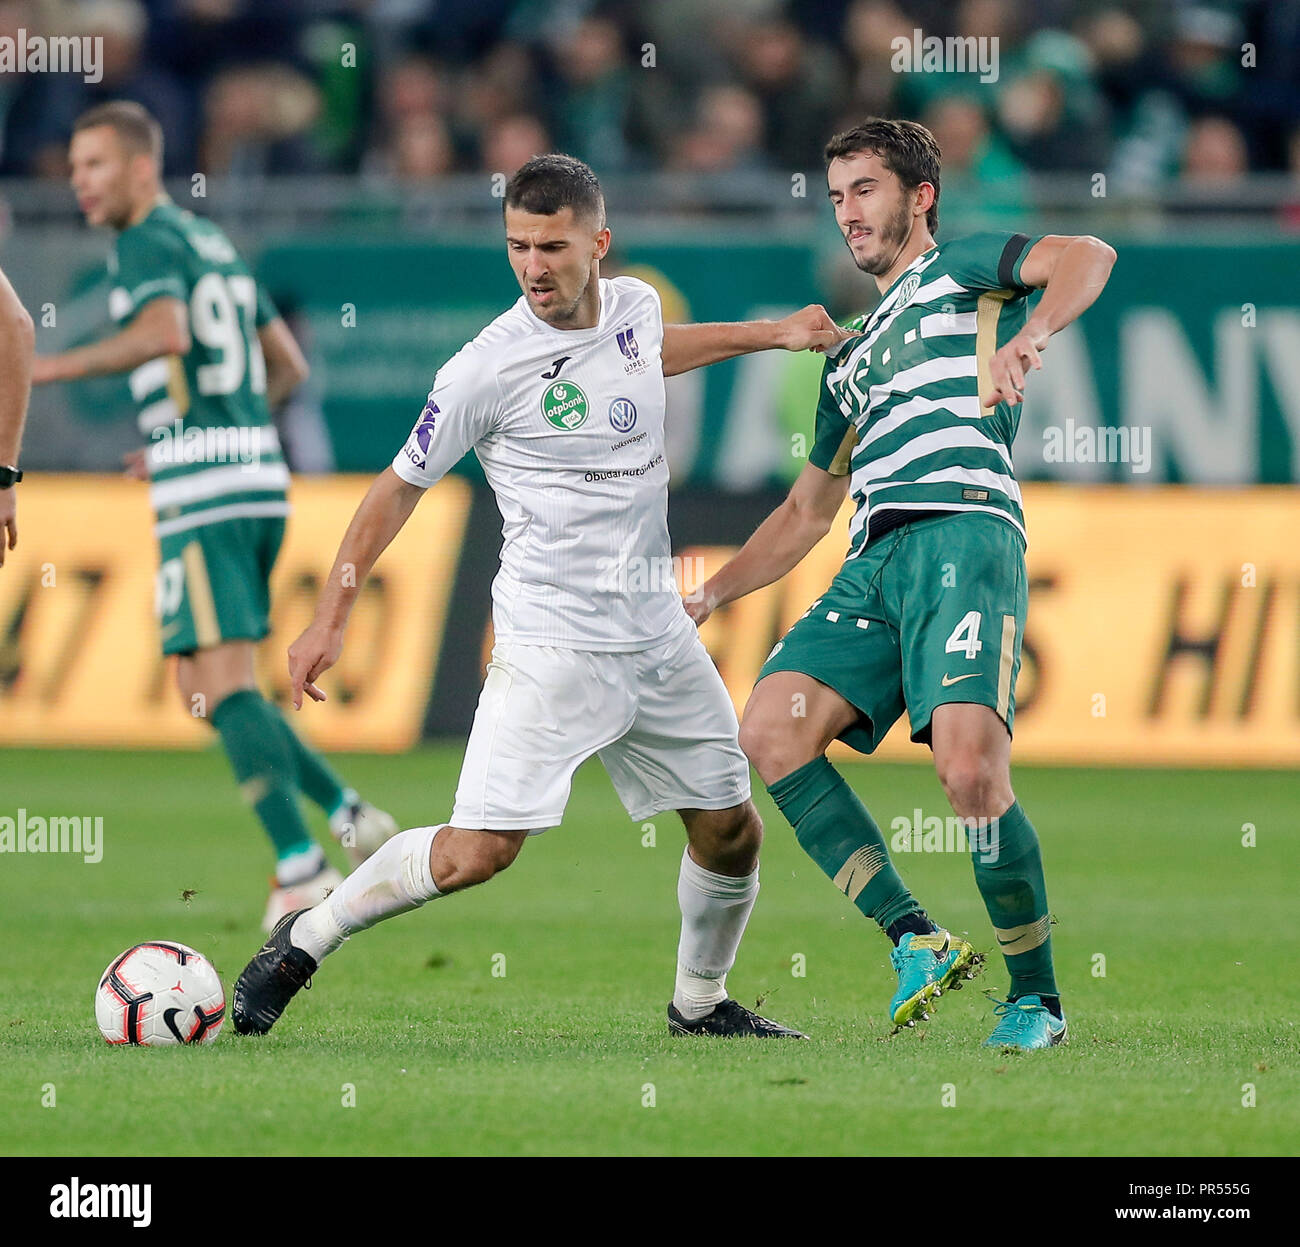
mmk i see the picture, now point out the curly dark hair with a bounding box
[824,118,941,235]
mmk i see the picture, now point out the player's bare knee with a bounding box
[683,802,762,875]
[433,831,522,891]
[691,821,759,879]
[736,711,761,759]
[937,753,1009,818]
[936,754,980,808]
[715,803,762,851]
[738,713,804,785]
[469,834,520,882]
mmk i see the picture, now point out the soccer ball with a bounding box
[94,941,226,1046]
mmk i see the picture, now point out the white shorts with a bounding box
[450,617,751,831]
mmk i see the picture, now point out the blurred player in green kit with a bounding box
[33,102,397,930]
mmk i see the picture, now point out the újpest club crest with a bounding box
[541,380,589,430]
[616,325,650,374]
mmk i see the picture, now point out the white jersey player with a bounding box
[232,154,851,1040]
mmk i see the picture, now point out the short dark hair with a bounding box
[503,154,606,227]
[73,100,164,167]
[825,118,941,235]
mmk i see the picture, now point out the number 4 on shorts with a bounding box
[945,610,983,660]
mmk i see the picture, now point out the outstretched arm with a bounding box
[984,234,1116,407]
[662,304,854,377]
[686,461,848,625]
[31,297,190,384]
[287,467,425,708]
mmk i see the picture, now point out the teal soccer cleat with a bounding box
[888,930,982,1028]
[983,994,1068,1050]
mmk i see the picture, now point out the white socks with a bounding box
[291,824,444,962]
[673,847,759,1020]
[287,832,759,1018]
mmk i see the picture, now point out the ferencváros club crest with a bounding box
[895,271,922,308]
[541,380,589,430]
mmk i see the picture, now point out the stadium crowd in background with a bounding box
[2,0,1299,206]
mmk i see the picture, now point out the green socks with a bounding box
[971,801,1058,1000]
[273,709,346,816]
[767,756,926,932]
[768,757,1059,1003]
[211,689,316,864]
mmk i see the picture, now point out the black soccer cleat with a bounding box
[667,998,807,1038]
[232,909,317,1036]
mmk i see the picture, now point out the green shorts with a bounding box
[758,511,1028,753]
[154,515,285,656]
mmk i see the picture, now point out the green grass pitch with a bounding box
[1,745,1295,1157]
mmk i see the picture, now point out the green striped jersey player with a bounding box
[110,197,289,541]
[810,228,1041,552]
[689,118,1116,1051]
[32,101,398,931]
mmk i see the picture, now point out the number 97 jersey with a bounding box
[110,201,289,533]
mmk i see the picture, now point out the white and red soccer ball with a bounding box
[95,941,225,1045]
